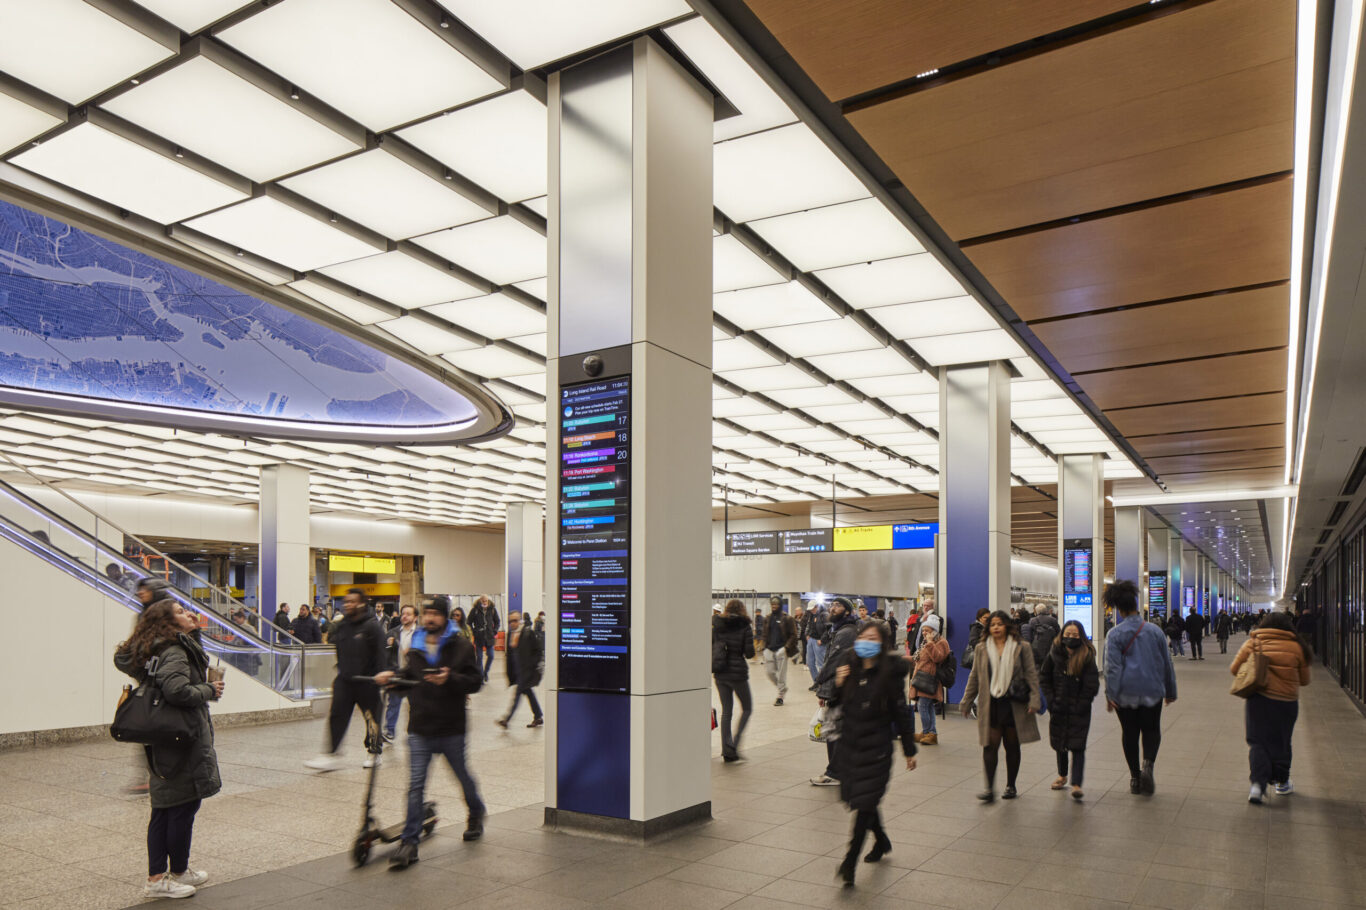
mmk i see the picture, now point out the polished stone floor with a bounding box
[0,637,1362,909]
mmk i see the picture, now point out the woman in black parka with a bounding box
[114,599,223,900]
[831,619,917,888]
[1038,619,1100,800]
[713,599,756,762]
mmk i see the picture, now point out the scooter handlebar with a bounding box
[352,675,419,688]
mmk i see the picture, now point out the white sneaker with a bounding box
[809,774,840,787]
[1274,780,1294,796]
[362,755,380,769]
[168,869,208,887]
[304,754,346,772]
[145,877,196,899]
[1248,785,1264,804]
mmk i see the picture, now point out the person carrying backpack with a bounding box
[1165,611,1186,657]
[909,625,950,745]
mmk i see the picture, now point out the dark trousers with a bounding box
[147,799,201,876]
[714,678,753,759]
[825,739,839,779]
[1115,703,1163,777]
[1189,635,1203,659]
[1055,748,1085,786]
[402,733,485,844]
[843,807,887,864]
[329,677,380,753]
[1246,694,1298,787]
[474,639,495,680]
[505,685,542,723]
[1218,636,1229,654]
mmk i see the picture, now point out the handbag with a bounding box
[1007,677,1031,703]
[1230,640,1269,698]
[808,704,840,742]
[912,668,939,695]
[110,656,196,747]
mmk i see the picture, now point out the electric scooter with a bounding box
[348,676,437,867]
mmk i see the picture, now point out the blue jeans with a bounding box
[806,638,826,684]
[474,639,495,680]
[916,696,937,735]
[402,733,485,844]
[383,690,405,737]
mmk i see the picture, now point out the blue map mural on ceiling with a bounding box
[0,200,480,433]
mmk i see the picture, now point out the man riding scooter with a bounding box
[375,595,486,868]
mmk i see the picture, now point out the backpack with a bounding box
[936,651,957,689]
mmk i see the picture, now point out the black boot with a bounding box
[864,834,892,863]
[1140,760,1155,795]
[463,812,484,841]
[389,841,418,869]
[837,854,856,888]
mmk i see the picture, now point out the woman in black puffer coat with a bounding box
[831,620,917,888]
[1038,620,1100,800]
[713,600,756,762]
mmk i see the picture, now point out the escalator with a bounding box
[0,455,336,700]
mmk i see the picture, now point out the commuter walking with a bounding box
[449,606,472,641]
[290,604,322,644]
[910,625,950,745]
[468,596,500,682]
[792,605,806,664]
[1237,612,1312,804]
[1165,611,1186,657]
[1026,606,1060,712]
[762,596,798,706]
[305,589,386,771]
[495,611,544,728]
[1039,620,1099,800]
[374,595,486,867]
[1104,580,1177,795]
[805,607,829,684]
[115,600,223,900]
[383,604,419,742]
[1186,608,1208,660]
[712,599,756,762]
[1215,611,1232,654]
[830,620,916,888]
[753,608,767,661]
[961,610,1041,801]
[811,597,859,786]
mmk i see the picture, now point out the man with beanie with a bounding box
[811,596,858,786]
[762,596,798,706]
[375,595,486,867]
[304,588,385,772]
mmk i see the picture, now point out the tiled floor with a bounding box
[2,639,1362,909]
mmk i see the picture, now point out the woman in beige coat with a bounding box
[961,610,1041,801]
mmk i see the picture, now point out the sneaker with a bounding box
[810,774,840,787]
[363,755,380,769]
[463,813,484,841]
[1248,785,1264,805]
[495,718,509,729]
[723,754,748,764]
[1274,780,1294,796]
[1001,786,1018,800]
[144,877,195,899]
[167,869,208,887]
[527,717,544,728]
[774,697,784,707]
[382,731,395,743]
[304,754,346,772]
[389,840,419,868]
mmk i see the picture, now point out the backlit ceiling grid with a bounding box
[0,0,1141,526]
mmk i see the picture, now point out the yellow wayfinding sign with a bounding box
[833,525,893,552]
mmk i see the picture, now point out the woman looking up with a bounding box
[831,620,916,888]
[961,610,1040,801]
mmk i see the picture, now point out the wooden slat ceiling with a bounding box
[740,0,1295,497]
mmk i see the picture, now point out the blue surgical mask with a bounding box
[853,640,882,659]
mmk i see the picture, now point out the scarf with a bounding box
[986,637,1019,699]
[410,621,457,663]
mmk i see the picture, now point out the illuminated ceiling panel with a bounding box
[399,90,548,202]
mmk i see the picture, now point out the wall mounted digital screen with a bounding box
[0,200,484,441]
[1148,571,1167,618]
[557,375,631,693]
[726,531,778,556]
[1184,586,1194,608]
[328,555,397,574]
[1062,538,1094,636]
[780,527,831,553]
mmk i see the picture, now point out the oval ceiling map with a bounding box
[0,200,502,442]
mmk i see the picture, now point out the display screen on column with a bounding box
[558,376,631,692]
[1148,571,1167,618]
[1061,538,1093,636]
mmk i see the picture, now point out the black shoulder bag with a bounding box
[110,654,197,747]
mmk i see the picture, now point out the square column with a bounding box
[1167,530,1183,618]
[1146,523,1169,620]
[259,464,309,615]
[505,503,543,625]
[1180,544,1198,616]
[937,361,1011,702]
[544,37,713,839]
[1057,454,1105,639]
[1115,507,1145,589]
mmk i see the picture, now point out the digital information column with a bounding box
[557,375,631,693]
[1062,537,1094,636]
[1148,571,1168,619]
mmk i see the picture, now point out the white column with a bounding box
[1115,507,1145,589]
[259,464,310,615]
[1057,453,1105,639]
[1146,523,1169,619]
[505,503,543,627]
[1168,530,1183,617]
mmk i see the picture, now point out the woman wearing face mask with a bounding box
[961,610,1040,801]
[1038,620,1099,800]
[831,620,916,888]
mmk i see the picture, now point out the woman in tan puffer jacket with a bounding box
[1231,611,1311,804]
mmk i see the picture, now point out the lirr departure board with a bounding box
[557,376,631,692]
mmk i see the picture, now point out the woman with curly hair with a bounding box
[115,599,223,900]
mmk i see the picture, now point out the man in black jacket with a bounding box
[305,589,385,772]
[1185,608,1207,661]
[468,596,500,682]
[290,604,322,644]
[497,611,544,728]
[811,597,858,786]
[376,595,486,867]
